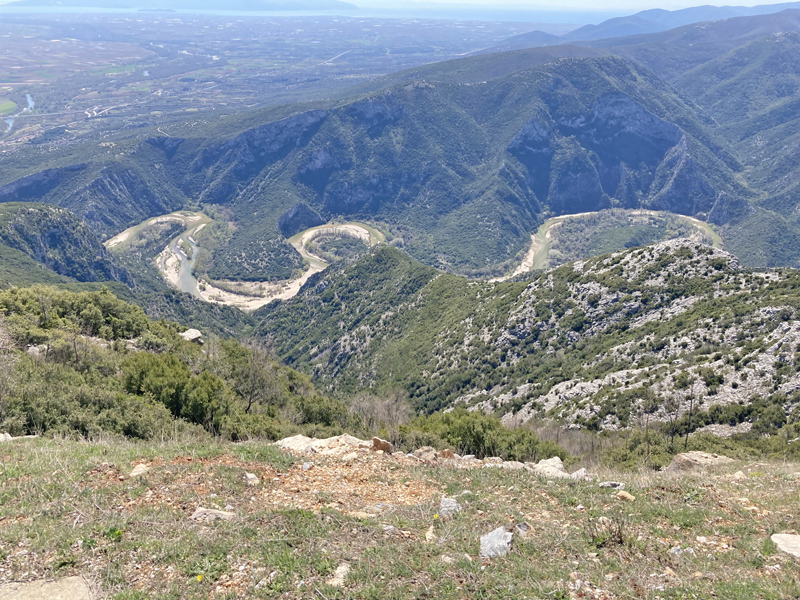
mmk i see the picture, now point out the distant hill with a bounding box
[482,2,800,53]
[565,2,800,41]
[6,0,357,10]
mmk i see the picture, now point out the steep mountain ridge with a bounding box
[259,240,800,433]
[0,55,748,279]
[0,203,130,284]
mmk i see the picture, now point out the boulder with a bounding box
[129,464,149,478]
[0,432,13,442]
[439,496,462,518]
[180,329,203,344]
[598,481,625,489]
[372,437,393,453]
[666,452,734,472]
[274,434,368,457]
[275,434,315,453]
[189,507,235,522]
[245,472,259,486]
[0,576,92,600]
[570,467,589,481]
[772,534,800,558]
[480,527,513,558]
[413,446,438,462]
[526,456,570,479]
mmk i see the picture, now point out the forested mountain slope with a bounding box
[0,56,749,278]
[0,203,130,284]
[259,241,800,435]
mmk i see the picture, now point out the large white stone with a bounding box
[0,576,92,600]
[772,534,800,558]
[480,527,513,558]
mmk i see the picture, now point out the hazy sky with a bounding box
[358,0,794,11]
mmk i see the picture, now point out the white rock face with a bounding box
[189,507,235,522]
[772,534,800,558]
[480,527,513,558]
[0,576,92,600]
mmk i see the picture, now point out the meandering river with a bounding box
[4,94,34,134]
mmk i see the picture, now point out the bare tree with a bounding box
[350,387,413,439]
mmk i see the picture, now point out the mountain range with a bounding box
[2,2,800,448]
[482,1,800,53]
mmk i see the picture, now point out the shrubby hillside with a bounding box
[0,203,130,285]
[0,286,354,441]
[259,240,800,444]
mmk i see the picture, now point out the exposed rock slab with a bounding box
[480,527,513,558]
[525,456,588,480]
[274,434,369,457]
[772,534,800,558]
[189,507,235,522]
[666,451,734,472]
[0,576,92,600]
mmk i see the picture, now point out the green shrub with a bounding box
[398,408,567,461]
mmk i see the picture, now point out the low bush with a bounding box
[397,408,567,461]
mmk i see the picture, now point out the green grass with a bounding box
[0,437,798,598]
[0,100,16,116]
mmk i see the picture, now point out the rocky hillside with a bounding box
[0,203,130,284]
[259,239,800,432]
[1,434,798,599]
[0,54,749,279]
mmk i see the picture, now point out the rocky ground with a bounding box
[0,434,799,599]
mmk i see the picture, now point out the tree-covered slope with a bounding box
[258,241,800,435]
[0,285,352,441]
[0,54,751,277]
[0,203,130,284]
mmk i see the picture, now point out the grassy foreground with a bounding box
[1,437,799,599]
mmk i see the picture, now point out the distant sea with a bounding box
[0,4,624,25]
